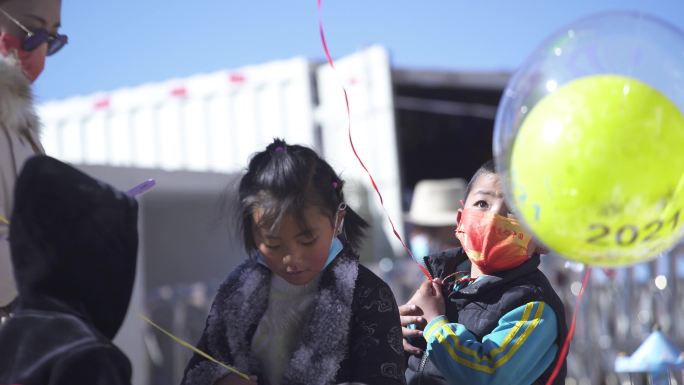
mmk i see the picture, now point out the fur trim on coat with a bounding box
[182,249,406,385]
[0,54,40,136]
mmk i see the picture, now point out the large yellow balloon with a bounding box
[511,75,684,266]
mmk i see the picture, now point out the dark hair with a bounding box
[463,159,496,201]
[237,138,368,254]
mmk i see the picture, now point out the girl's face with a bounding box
[253,206,341,285]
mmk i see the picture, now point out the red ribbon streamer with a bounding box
[545,267,591,385]
[317,0,431,280]
[317,4,588,379]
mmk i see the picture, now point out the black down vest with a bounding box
[406,248,567,385]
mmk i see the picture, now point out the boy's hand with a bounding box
[410,279,445,323]
[399,302,426,355]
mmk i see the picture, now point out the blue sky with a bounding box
[34,0,684,102]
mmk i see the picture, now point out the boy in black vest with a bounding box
[402,160,567,385]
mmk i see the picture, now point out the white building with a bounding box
[37,46,508,385]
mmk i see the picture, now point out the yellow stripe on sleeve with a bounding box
[431,302,546,373]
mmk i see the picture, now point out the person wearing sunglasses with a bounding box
[0,0,64,323]
[0,0,66,81]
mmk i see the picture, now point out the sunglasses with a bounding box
[0,7,67,56]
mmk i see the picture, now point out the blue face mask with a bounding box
[410,234,430,268]
[256,236,344,270]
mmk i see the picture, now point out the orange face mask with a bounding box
[455,208,532,274]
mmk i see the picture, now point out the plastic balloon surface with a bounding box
[494,12,684,266]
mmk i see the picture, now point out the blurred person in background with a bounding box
[405,178,465,264]
[0,0,67,320]
[382,178,468,305]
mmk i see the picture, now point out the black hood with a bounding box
[9,156,139,339]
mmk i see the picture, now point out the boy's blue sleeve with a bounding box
[423,301,558,385]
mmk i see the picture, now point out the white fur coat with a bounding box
[0,54,43,307]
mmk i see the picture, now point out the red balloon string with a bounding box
[546,267,592,385]
[318,4,587,378]
[316,0,431,280]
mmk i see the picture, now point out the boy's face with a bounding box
[459,172,512,219]
[252,206,341,285]
[457,172,544,256]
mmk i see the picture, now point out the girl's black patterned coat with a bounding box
[182,247,407,385]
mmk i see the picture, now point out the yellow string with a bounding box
[140,314,251,381]
[0,215,247,381]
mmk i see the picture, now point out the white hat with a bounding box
[405,178,467,227]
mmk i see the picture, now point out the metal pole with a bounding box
[648,370,670,385]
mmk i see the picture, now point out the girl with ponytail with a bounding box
[183,139,406,385]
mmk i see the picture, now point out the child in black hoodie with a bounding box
[0,156,138,385]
